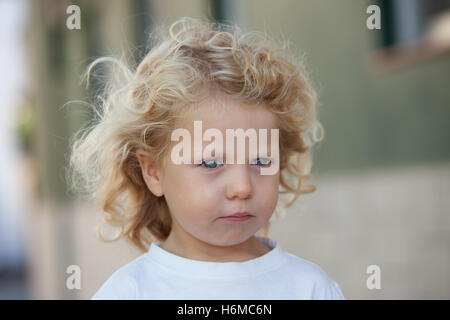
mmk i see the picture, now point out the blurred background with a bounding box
[0,0,449,299]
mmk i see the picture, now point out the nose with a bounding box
[225,165,253,200]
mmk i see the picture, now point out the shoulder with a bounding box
[282,252,345,300]
[91,254,149,300]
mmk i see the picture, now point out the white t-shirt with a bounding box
[92,236,345,300]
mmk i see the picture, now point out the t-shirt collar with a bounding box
[144,236,287,279]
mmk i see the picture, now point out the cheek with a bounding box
[257,175,280,211]
[163,167,220,214]
[180,170,219,198]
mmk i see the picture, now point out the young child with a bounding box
[68,16,345,300]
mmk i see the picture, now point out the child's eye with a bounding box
[199,159,224,169]
[250,157,272,167]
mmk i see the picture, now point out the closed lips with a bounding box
[222,212,253,218]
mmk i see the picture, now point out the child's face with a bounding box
[140,93,280,247]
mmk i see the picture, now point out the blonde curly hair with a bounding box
[66,16,324,252]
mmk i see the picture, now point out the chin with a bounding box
[208,233,255,247]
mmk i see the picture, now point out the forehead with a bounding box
[176,92,279,131]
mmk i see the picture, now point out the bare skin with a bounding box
[160,218,271,262]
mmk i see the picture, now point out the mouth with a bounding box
[219,212,254,222]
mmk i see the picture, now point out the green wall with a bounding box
[247,0,450,174]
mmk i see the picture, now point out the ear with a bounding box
[136,148,164,197]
